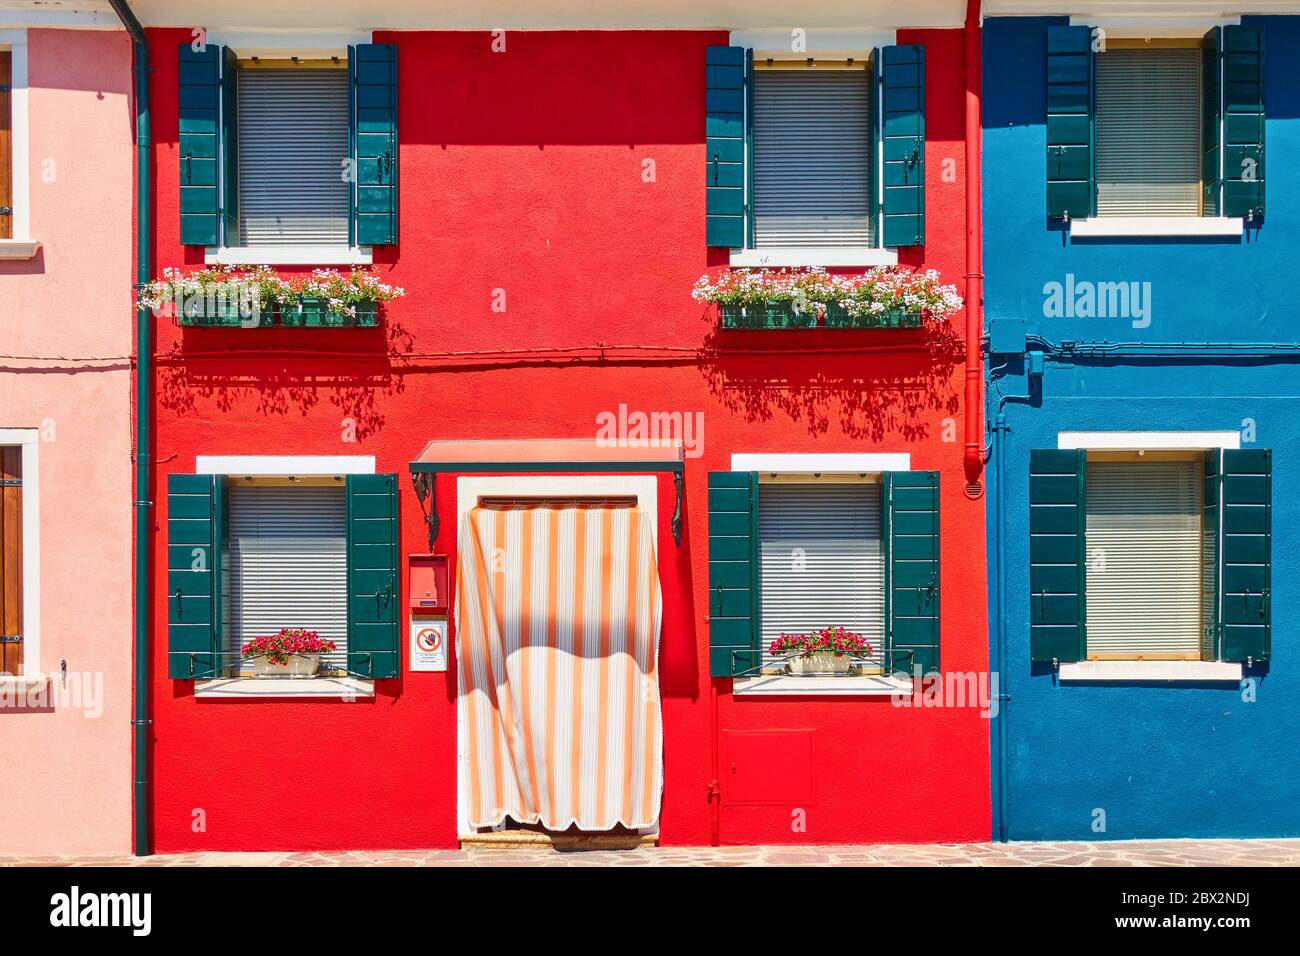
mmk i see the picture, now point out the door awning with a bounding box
[408,439,685,547]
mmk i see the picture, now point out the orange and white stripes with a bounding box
[455,504,663,831]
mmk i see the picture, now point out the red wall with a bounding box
[146,28,988,851]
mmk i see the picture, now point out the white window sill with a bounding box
[204,245,373,266]
[194,676,376,699]
[733,674,912,697]
[0,239,41,260]
[729,247,899,268]
[0,673,50,690]
[1058,661,1243,683]
[1069,217,1244,238]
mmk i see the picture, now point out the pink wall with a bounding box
[0,28,133,855]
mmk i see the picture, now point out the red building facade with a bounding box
[144,20,988,851]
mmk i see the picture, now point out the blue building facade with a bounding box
[984,12,1300,841]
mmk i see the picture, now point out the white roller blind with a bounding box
[1085,460,1203,659]
[758,482,884,670]
[224,485,348,674]
[1096,48,1202,217]
[237,68,349,246]
[752,69,873,247]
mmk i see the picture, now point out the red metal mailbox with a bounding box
[408,554,449,613]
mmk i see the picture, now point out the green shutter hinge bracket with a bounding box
[671,470,683,545]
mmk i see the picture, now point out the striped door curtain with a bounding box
[455,504,664,831]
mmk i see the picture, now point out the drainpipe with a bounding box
[108,0,152,857]
[962,0,984,494]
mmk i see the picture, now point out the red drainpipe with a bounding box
[963,0,985,493]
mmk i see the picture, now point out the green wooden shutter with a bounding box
[346,473,400,678]
[1222,25,1264,220]
[1201,450,1221,660]
[350,44,399,246]
[1046,26,1094,220]
[880,44,925,247]
[220,47,239,245]
[178,43,225,246]
[1219,448,1271,663]
[705,46,748,248]
[883,471,939,674]
[167,473,224,679]
[1201,28,1223,217]
[708,471,758,677]
[1029,449,1086,663]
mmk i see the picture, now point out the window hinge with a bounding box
[0,206,13,216]
[0,634,23,644]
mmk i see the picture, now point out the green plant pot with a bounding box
[176,295,255,328]
[718,301,817,330]
[823,304,923,329]
[279,297,379,328]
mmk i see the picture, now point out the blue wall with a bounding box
[984,15,1300,840]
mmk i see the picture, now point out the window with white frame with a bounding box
[222,480,348,675]
[178,42,397,253]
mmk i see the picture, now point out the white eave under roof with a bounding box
[983,0,1300,14]
[6,0,972,30]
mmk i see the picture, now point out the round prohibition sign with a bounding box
[415,627,443,653]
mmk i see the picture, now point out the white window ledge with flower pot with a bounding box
[728,247,899,268]
[733,673,913,697]
[204,245,373,266]
[194,675,375,699]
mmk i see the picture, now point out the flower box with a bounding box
[280,296,379,328]
[718,302,817,330]
[247,653,322,678]
[769,625,872,677]
[241,628,336,678]
[787,651,854,675]
[175,296,257,328]
[823,305,923,330]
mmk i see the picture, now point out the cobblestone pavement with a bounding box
[2,839,1297,867]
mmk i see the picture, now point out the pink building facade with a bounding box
[0,18,134,854]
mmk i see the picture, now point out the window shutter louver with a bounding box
[1221,25,1265,221]
[1046,26,1094,220]
[178,43,225,246]
[350,44,399,246]
[757,483,885,671]
[707,471,758,677]
[1095,48,1202,217]
[1219,448,1271,663]
[227,486,348,675]
[1085,461,1204,657]
[237,68,350,245]
[167,473,224,678]
[751,69,874,247]
[880,44,925,247]
[705,46,749,248]
[1201,451,1221,659]
[345,473,400,678]
[221,47,239,245]
[1029,449,1086,663]
[1202,28,1223,217]
[884,471,939,674]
